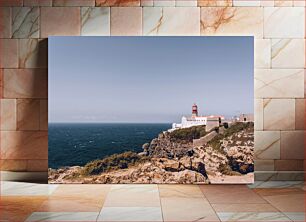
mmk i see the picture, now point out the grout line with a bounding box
[197,184,222,222]
[95,184,112,221]
[157,184,165,222]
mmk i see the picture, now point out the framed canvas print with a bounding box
[48,37,254,184]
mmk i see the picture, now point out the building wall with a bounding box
[0,0,305,181]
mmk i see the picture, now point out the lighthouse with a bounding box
[170,103,225,132]
[192,103,198,117]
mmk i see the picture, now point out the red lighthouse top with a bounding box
[192,103,198,117]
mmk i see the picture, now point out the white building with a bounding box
[170,104,224,131]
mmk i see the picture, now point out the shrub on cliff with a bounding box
[169,125,207,142]
[82,151,147,175]
[208,122,254,152]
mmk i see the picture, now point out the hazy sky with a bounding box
[49,36,254,123]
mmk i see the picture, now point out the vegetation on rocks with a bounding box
[169,125,207,142]
[82,151,149,176]
[208,122,253,152]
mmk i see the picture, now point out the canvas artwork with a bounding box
[48,37,254,184]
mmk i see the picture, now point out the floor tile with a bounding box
[254,188,304,196]
[158,184,204,198]
[217,212,291,221]
[212,203,278,212]
[200,185,266,204]
[103,184,160,207]
[25,212,99,221]
[52,184,111,198]
[98,207,163,221]
[1,181,58,196]
[0,196,47,221]
[161,197,219,221]
[37,196,104,212]
[283,212,305,221]
[254,189,305,212]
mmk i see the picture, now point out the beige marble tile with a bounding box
[260,0,274,6]
[0,131,48,159]
[0,39,18,68]
[255,69,304,98]
[3,69,48,99]
[264,7,305,38]
[271,39,305,68]
[212,203,278,212]
[249,181,304,188]
[19,39,48,68]
[0,196,47,221]
[199,185,266,204]
[198,0,232,6]
[304,70,306,98]
[143,7,200,36]
[17,99,40,130]
[98,207,163,221]
[275,160,304,171]
[23,0,52,6]
[96,0,140,6]
[26,212,99,222]
[158,184,204,198]
[176,0,197,6]
[263,99,295,130]
[255,39,271,69]
[27,159,48,172]
[154,0,175,6]
[217,212,291,221]
[233,0,260,6]
[1,181,58,196]
[255,171,304,181]
[0,0,23,6]
[255,99,263,130]
[141,0,153,6]
[40,99,48,130]
[38,196,104,212]
[280,130,304,159]
[81,7,110,36]
[274,0,293,6]
[200,7,263,38]
[53,0,95,6]
[254,131,280,159]
[52,184,111,199]
[41,7,80,38]
[0,69,3,98]
[254,159,275,171]
[284,212,305,222]
[0,159,27,171]
[0,99,16,131]
[295,99,305,130]
[0,7,11,38]
[12,7,39,38]
[111,7,142,36]
[256,188,305,212]
[161,197,219,221]
[293,0,305,6]
[103,185,160,207]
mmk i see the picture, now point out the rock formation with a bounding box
[49,122,254,184]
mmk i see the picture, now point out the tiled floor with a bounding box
[0,181,305,222]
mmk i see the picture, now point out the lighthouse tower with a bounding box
[192,103,198,117]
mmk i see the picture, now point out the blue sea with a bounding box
[48,123,171,169]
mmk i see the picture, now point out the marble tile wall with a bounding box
[0,0,304,181]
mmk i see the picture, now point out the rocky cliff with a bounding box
[49,122,254,184]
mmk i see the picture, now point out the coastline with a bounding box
[49,122,254,184]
